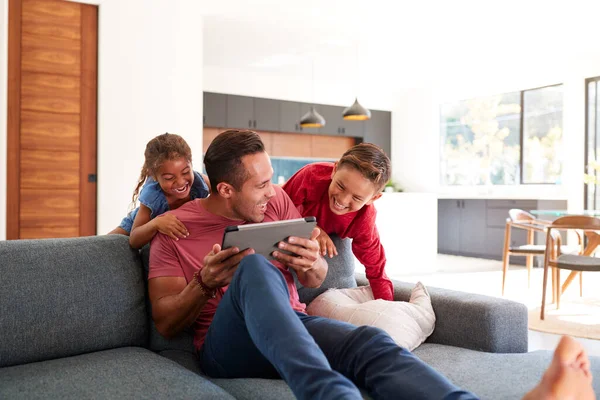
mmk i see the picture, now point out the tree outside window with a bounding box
[440,84,563,186]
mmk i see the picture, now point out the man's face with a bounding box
[230,152,276,223]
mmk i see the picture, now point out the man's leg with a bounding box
[199,254,361,400]
[300,314,479,400]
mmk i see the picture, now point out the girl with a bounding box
[282,143,394,300]
[109,133,210,249]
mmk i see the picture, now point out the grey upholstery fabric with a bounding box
[414,343,600,400]
[0,347,233,399]
[556,253,600,271]
[356,275,529,353]
[0,235,148,368]
[140,245,197,355]
[295,235,357,304]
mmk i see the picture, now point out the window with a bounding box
[440,84,563,186]
[585,77,600,209]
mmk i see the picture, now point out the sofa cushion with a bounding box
[413,343,600,399]
[0,235,148,368]
[306,282,435,351]
[295,235,357,305]
[0,347,233,399]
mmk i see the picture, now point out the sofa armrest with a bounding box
[355,275,528,354]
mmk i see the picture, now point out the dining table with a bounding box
[530,209,600,294]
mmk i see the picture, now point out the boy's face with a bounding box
[328,164,382,216]
[155,157,194,201]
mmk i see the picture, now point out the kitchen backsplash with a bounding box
[271,157,335,184]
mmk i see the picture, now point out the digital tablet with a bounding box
[221,217,317,260]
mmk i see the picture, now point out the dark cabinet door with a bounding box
[317,104,344,136]
[364,110,391,158]
[438,199,461,253]
[254,98,280,131]
[226,95,254,130]
[280,101,302,133]
[459,200,487,255]
[203,92,227,127]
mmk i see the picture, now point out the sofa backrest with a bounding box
[296,235,357,304]
[0,235,148,368]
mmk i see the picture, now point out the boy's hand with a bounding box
[316,228,338,258]
[153,214,189,240]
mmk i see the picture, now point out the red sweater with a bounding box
[282,162,394,301]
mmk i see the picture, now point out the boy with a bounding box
[282,143,394,301]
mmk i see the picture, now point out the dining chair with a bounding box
[540,215,600,320]
[501,209,563,296]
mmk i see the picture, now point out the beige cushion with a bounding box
[306,282,436,351]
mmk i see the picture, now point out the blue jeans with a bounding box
[199,255,478,400]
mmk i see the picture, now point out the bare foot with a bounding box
[523,336,595,400]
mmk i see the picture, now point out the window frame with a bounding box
[584,76,600,209]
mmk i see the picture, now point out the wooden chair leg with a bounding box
[526,230,534,289]
[556,269,561,310]
[551,267,556,304]
[501,223,511,296]
[526,255,533,289]
[541,261,549,321]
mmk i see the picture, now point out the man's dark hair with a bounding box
[204,130,266,193]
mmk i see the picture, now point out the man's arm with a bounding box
[149,276,211,338]
[274,227,327,288]
[149,244,253,338]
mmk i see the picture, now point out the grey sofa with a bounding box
[1,234,599,399]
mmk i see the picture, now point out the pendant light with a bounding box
[300,59,326,128]
[300,106,326,128]
[343,98,371,120]
[343,41,371,121]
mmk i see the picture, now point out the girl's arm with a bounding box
[130,205,189,249]
[129,204,157,249]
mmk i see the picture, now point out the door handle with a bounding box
[88,174,97,183]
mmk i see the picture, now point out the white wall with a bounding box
[0,0,7,241]
[96,0,203,233]
[0,0,204,237]
[203,65,396,114]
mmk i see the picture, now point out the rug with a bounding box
[528,297,600,340]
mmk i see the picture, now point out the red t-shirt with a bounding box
[282,162,394,301]
[149,185,306,350]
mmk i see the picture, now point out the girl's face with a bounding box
[327,164,382,215]
[154,158,194,201]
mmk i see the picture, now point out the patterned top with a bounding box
[118,171,210,233]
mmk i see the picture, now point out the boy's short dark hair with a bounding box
[204,130,266,192]
[338,143,391,192]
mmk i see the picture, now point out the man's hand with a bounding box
[316,227,338,258]
[200,244,254,288]
[153,214,189,240]
[273,227,322,274]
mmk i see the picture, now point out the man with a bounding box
[148,129,477,399]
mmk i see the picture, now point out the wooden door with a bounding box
[7,0,98,239]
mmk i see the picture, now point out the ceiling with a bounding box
[201,0,600,90]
